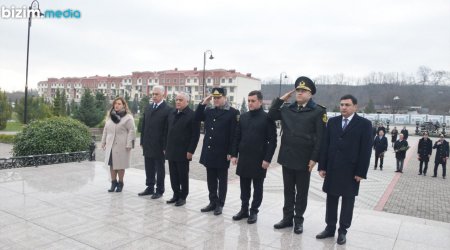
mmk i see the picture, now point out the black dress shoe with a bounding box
[432,175,437,177]
[294,223,303,234]
[166,197,178,204]
[214,206,223,215]
[200,203,216,212]
[273,219,293,229]
[247,213,257,224]
[108,180,118,192]
[418,173,422,175]
[232,209,249,221]
[115,181,124,192]
[316,230,335,239]
[138,188,154,196]
[151,193,163,199]
[174,199,186,207]
[337,233,346,245]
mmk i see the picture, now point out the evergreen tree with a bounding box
[52,89,63,116]
[240,97,248,113]
[15,96,53,123]
[0,89,12,130]
[131,98,139,114]
[74,89,104,127]
[364,99,376,113]
[61,90,67,116]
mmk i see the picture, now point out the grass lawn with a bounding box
[2,121,24,132]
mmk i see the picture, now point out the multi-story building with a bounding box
[37,68,261,108]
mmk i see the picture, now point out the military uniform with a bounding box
[268,76,326,230]
[432,138,449,178]
[195,87,239,213]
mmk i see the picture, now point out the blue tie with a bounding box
[343,118,349,130]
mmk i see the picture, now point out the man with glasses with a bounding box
[269,76,326,234]
[195,87,239,215]
[432,134,449,179]
[139,85,173,199]
[316,95,373,245]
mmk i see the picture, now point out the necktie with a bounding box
[343,118,349,130]
[153,103,157,109]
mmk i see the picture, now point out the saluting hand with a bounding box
[202,95,213,105]
[280,89,296,102]
[262,160,270,169]
[308,160,316,172]
[187,152,193,160]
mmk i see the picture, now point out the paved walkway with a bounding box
[1,162,450,249]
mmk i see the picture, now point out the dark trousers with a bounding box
[374,153,384,169]
[325,194,355,235]
[419,160,429,174]
[396,159,405,172]
[144,157,165,194]
[168,160,189,200]
[434,162,447,177]
[240,177,264,214]
[206,168,228,207]
[282,166,311,224]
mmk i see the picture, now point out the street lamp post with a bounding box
[24,0,43,124]
[202,50,214,100]
[279,72,287,97]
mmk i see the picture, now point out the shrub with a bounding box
[13,117,92,156]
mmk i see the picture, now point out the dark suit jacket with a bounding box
[165,107,200,162]
[433,140,449,164]
[318,113,373,197]
[231,108,277,179]
[140,101,173,159]
[417,138,433,162]
[195,103,239,168]
[394,140,408,160]
[373,136,388,155]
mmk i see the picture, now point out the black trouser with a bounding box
[168,160,189,200]
[144,157,165,194]
[325,194,355,235]
[374,152,384,169]
[396,159,404,172]
[206,168,228,207]
[240,177,264,214]
[419,160,429,174]
[434,161,447,177]
[282,166,311,224]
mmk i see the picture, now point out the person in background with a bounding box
[394,133,409,173]
[101,97,136,193]
[432,134,449,179]
[391,127,398,148]
[373,130,388,170]
[401,126,409,140]
[417,131,432,176]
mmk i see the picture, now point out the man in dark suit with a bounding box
[139,85,173,199]
[417,131,433,176]
[317,94,373,245]
[195,87,239,215]
[230,90,277,224]
[394,133,408,173]
[432,134,449,179]
[373,130,388,170]
[268,76,326,234]
[165,92,200,206]
[401,126,409,140]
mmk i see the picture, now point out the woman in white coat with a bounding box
[101,97,136,192]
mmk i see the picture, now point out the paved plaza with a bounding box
[1,127,450,249]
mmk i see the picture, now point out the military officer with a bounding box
[268,76,327,234]
[432,134,449,179]
[195,87,239,215]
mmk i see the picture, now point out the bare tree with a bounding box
[417,66,432,85]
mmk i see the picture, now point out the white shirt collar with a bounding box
[342,113,355,123]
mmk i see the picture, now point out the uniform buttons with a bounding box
[208,146,211,148]
[211,128,214,130]
[213,119,216,122]
[209,137,212,139]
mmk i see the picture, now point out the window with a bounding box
[167,79,171,83]
[187,79,191,83]
[155,79,158,83]
[229,78,233,83]
[229,96,234,102]
[230,87,235,93]
[194,78,197,83]
[138,78,142,84]
[148,79,152,83]
[168,86,172,92]
[174,79,177,83]
[194,86,198,92]
[207,78,211,83]
[221,78,225,83]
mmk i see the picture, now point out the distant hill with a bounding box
[261,84,450,115]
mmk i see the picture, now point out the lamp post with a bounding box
[392,96,400,114]
[24,0,43,124]
[202,50,214,100]
[279,72,287,97]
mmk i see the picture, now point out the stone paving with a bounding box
[1,162,450,249]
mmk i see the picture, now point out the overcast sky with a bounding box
[1,0,449,92]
